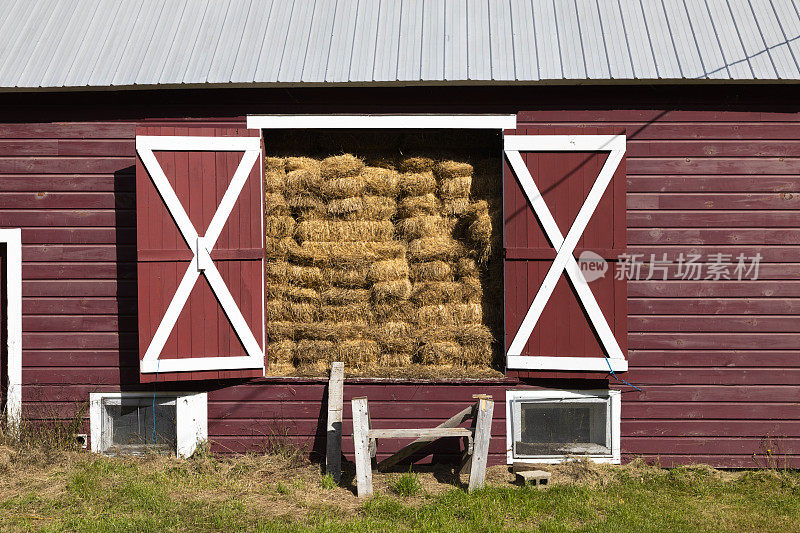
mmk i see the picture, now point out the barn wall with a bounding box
[1,86,798,468]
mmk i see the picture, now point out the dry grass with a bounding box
[2,446,797,532]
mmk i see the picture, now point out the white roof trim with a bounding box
[246,114,517,130]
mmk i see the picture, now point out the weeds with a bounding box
[320,474,337,490]
[0,402,88,453]
[390,470,422,497]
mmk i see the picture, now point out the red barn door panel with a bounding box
[136,127,264,382]
[504,127,627,372]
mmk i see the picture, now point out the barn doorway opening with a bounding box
[260,129,503,379]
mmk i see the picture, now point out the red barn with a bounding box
[0,0,798,468]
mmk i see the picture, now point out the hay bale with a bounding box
[410,260,453,282]
[398,156,435,173]
[371,321,416,352]
[417,303,483,326]
[293,339,335,365]
[414,341,461,364]
[265,236,299,260]
[370,279,412,303]
[370,301,417,323]
[410,281,467,305]
[398,171,437,196]
[264,215,296,239]
[267,321,298,341]
[398,193,441,217]
[321,154,364,179]
[435,160,473,180]
[287,194,327,215]
[265,300,317,322]
[264,156,285,172]
[297,321,365,341]
[320,175,366,199]
[321,287,370,305]
[291,241,405,265]
[468,215,492,246]
[295,220,395,243]
[332,339,379,366]
[461,276,482,302]
[376,351,413,367]
[367,258,410,282]
[327,196,363,217]
[265,261,323,287]
[319,303,372,322]
[363,167,399,196]
[265,283,320,303]
[442,197,470,216]
[407,237,467,262]
[454,258,478,277]
[285,156,320,172]
[457,324,494,345]
[323,266,368,288]
[268,340,295,366]
[265,193,289,216]
[264,158,286,193]
[286,169,323,196]
[361,196,397,220]
[461,342,493,366]
[396,215,456,240]
[439,176,472,199]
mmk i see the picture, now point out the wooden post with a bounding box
[351,397,373,497]
[325,362,344,483]
[468,396,494,492]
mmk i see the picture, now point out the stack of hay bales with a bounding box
[264,151,497,375]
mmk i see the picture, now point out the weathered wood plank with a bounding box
[467,397,494,492]
[367,428,473,439]
[351,397,373,498]
[326,362,344,483]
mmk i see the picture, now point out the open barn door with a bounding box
[504,129,627,372]
[135,127,264,382]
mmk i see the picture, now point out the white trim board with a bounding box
[135,135,264,374]
[506,356,627,372]
[89,392,207,458]
[0,229,21,432]
[504,134,627,372]
[246,114,517,130]
[505,389,621,465]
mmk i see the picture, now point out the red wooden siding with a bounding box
[503,127,627,361]
[1,86,798,468]
[516,110,800,467]
[135,127,264,382]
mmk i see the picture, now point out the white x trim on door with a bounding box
[136,136,264,373]
[504,135,627,372]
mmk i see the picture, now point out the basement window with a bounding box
[89,392,207,458]
[506,390,621,464]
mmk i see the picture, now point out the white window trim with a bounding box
[246,114,517,130]
[0,228,21,433]
[505,389,621,465]
[89,392,207,458]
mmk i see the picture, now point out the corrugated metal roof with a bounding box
[1,0,799,90]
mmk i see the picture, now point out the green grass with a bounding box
[389,470,422,496]
[0,450,798,532]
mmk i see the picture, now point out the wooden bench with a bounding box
[351,395,494,497]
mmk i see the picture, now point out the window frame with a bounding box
[90,392,207,458]
[505,389,621,464]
